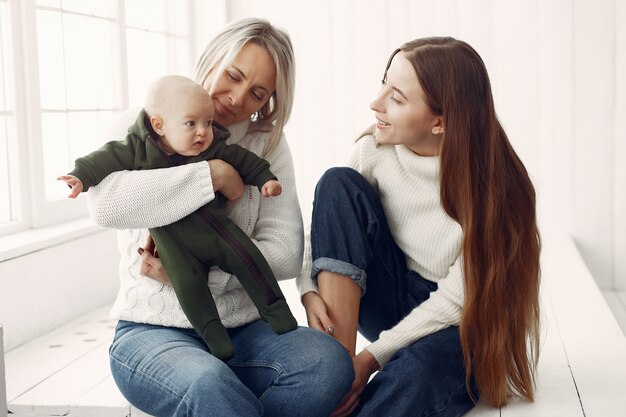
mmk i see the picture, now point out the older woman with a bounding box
[91,18,353,417]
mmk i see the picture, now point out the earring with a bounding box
[432,126,444,135]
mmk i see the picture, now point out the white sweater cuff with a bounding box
[193,160,215,204]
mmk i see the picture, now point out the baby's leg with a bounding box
[149,228,234,360]
[193,207,297,334]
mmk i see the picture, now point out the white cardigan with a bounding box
[89,110,304,329]
[297,135,465,367]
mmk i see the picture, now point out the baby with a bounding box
[58,75,297,359]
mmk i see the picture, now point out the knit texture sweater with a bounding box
[297,135,465,367]
[89,108,304,329]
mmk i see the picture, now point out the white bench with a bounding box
[4,235,626,417]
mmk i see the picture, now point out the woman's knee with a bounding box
[300,332,355,403]
[315,167,364,197]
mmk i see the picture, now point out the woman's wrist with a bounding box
[358,349,381,373]
[301,290,319,304]
[208,159,243,201]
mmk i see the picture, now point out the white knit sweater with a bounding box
[297,135,465,367]
[89,109,304,329]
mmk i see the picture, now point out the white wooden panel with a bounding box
[288,0,334,218]
[75,376,128,410]
[130,406,155,417]
[0,229,119,351]
[467,283,585,417]
[407,0,460,39]
[4,306,114,402]
[9,344,126,417]
[572,0,616,289]
[226,0,268,18]
[536,0,575,235]
[614,0,626,291]
[619,291,626,306]
[457,0,495,74]
[1,325,7,417]
[602,290,626,335]
[353,0,389,132]
[542,235,626,416]
[465,402,500,417]
[327,0,359,167]
[492,0,541,179]
[386,0,410,51]
[190,1,227,60]
[502,290,584,417]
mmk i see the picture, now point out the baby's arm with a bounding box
[261,179,282,197]
[56,175,84,198]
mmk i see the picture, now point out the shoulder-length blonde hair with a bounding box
[384,38,541,407]
[193,17,295,157]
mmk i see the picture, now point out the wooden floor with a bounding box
[5,235,626,416]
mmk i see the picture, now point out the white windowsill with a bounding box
[0,218,107,262]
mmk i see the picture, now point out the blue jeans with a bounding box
[110,319,354,417]
[310,167,477,417]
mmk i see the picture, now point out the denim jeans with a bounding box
[109,319,354,417]
[310,167,477,417]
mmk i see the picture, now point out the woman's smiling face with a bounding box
[203,42,277,126]
[370,52,443,156]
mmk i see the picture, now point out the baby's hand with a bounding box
[261,180,282,197]
[57,175,84,198]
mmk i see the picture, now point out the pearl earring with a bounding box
[432,127,444,135]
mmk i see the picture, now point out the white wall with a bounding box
[227,0,626,290]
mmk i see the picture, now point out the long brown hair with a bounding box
[388,38,541,406]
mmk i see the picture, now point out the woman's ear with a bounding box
[432,117,444,135]
[150,115,164,135]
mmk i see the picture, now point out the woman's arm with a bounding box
[248,136,304,280]
[88,159,245,229]
[87,161,215,229]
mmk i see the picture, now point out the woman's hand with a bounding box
[137,235,172,286]
[301,291,336,335]
[330,350,380,417]
[208,159,244,201]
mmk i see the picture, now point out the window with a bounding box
[0,0,14,228]
[0,0,193,236]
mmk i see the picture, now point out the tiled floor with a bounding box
[602,289,626,336]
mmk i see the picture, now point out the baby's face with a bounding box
[160,89,215,156]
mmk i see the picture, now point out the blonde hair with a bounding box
[193,18,295,157]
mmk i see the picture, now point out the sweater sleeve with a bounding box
[247,135,304,280]
[86,109,215,229]
[365,255,464,367]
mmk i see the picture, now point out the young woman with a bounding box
[89,18,354,417]
[299,37,541,417]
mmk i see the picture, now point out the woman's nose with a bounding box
[370,87,386,112]
[229,86,245,107]
[370,96,383,112]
